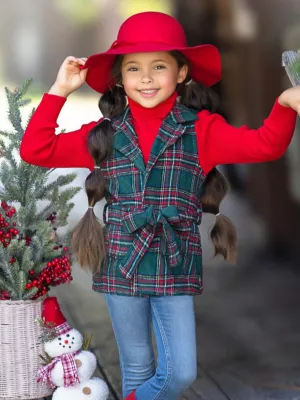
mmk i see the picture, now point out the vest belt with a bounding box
[104,204,201,280]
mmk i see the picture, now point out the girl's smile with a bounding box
[138,88,159,98]
[121,51,188,108]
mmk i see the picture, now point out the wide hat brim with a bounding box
[82,42,221,94]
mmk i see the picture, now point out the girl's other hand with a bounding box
[278,86,300,115]
[49,56,88,98]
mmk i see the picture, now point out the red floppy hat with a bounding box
[83,11,222,94]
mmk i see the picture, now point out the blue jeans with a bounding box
[104,294,197,400]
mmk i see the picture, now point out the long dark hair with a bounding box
[71,51,237,273]
[171,51,237,263]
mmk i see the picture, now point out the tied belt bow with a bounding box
[118,205,183,280]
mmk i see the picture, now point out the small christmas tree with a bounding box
[0,80,82,300]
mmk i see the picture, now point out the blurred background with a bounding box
[1,1,300,398]
[1,0,300,260]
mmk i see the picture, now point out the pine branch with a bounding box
[18,99,31,108]
[0,245,14,287]
[0,138,6,152]
[20,246,35,274]
[36,174,80,200]
[17,270,26,299]
[22,286,38,300]
[14,78,33,101]
[0,130,13,138]
[5,88,23,138]
[9,259,20,284]
[57,203,75,226]
[0,275,17,298]
[25,107,36,126]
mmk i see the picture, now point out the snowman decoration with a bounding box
[36,296,109,400]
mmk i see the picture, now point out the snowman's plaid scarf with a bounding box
[37,350,81,388]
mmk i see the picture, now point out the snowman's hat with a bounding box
[42,296,72,336]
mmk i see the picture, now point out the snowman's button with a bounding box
[82,387,91,395]
[75,359,82,368]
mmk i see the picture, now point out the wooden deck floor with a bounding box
[49,258,300,400]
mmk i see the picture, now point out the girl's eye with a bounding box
[154,65,166,70]
[128,67,138,72]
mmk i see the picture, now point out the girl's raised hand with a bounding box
[278,86,300,115]
[49,56,88,98]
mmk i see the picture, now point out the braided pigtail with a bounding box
[170,50,237,263]
[200,169,237,262]
[71,84,127,273]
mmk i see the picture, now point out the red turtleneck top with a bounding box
[127,91,178,165]
[20,91,297,175]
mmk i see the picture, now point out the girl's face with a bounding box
[121,51,188,108]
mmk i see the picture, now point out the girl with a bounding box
[20,11,299,400]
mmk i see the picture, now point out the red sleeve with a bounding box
[195,99,297,175]
[20,93,101,170]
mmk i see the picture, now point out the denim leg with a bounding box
[135,295,197,400]
[104,294,156,399]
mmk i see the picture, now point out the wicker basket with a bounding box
[0,296,53,399]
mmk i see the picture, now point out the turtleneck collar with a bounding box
[128,91,177,121]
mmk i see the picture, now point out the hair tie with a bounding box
[116,83,123,87]
[215,212,220,217]
[94,166,101,169]
[88,206,94,209]
[103,117,111,122]
[185,78,193,86]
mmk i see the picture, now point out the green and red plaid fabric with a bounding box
[92,101,207,297]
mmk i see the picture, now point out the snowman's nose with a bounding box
[64,340,69,344]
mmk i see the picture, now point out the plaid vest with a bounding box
[92,101,206,297]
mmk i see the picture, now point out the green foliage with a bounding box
[35,317,58,344]
[0,80,81,300]
[0,218,63,299]
[0,79,81,237]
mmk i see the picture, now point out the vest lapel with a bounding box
[111,102,198,175]
[145,102,199,176]
[112,108,146,173]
